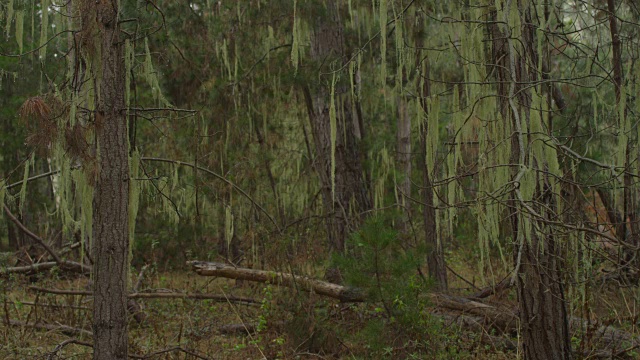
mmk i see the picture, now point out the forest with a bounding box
[1,0,639,359]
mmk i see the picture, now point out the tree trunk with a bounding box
[606,0,639,267]
[490,2,571,359]
[303,1,371,252]
[396,97,412,236]
[83,0,130,358]
[418,57,447,290]
[517,226,572,360]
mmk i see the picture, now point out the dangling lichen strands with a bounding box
[5,0,14,36]
[39,0,49,61]
[128,150,141,260]
[15,10,24,53]
[291,0,300,74]
[19,153,33,215]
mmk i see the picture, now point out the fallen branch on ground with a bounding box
[7,319,91,337]
[471,276,512,299]
[1,262,58,275]
[28,286,258,304]
[3,205,91,275]
[46,338,93,360]
[14,301,90,311]
[188,261,366,302]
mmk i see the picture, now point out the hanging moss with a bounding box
[128,150,141,255]
[222,38,231,80]
[15,9,24,53]
[5,0,14,36]
[39,0,49,61]
[291,0,300,74]
[225,204,234,254]
[329,72,337,203]
[426,95,440,176]
[379,0,387,87]
[142,37,169,106]
[18,153,33,214]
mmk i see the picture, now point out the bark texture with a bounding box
[82,0,130,358]
[303,1,371,252]
[490,3,571,359]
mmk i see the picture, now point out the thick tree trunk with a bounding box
[490,3,571,359]
[517,229,572,360]
[303,1,370,252]
[83,0,130,358]
[422,165,447,289]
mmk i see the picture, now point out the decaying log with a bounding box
[0,260,90,276]
[188,261,366,302]
[429,293,518,334]
[216,322,259,335]
[471,276,512,299]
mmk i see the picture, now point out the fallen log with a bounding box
[471,276,512,299]
[430,293,518,334]
[188,261,366,302]
[188,261,640,352]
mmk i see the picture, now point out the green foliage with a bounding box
[334,215,423,302]
[331,215,469,357]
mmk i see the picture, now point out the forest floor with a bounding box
[2,239,637,359]
[0,260,518,360]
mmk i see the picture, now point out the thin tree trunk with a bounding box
[82,0,130,358]
[303,1,371,252]
[607,0,639,267]
[418,58,447,290]
[396,97,412,236]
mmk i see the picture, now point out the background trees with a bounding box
[2,0,640,359]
